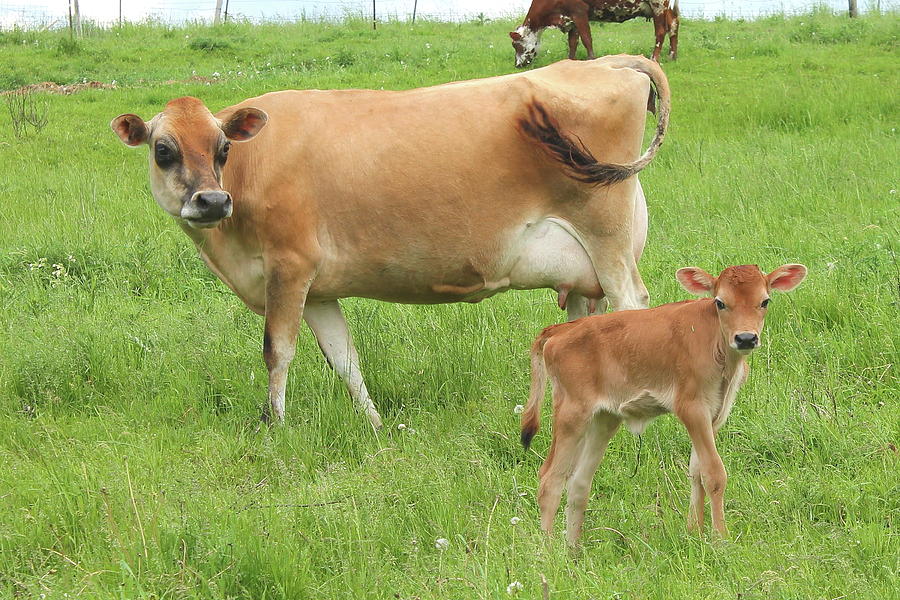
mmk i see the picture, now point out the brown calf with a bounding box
[521,264,807,544]
[510,0,680,68]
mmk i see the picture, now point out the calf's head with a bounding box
[111,97,267,229]
[676,264,807,354]
[510,27,540,68]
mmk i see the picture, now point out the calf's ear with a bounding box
[221,107,268,142]
[509,31,522,41]
[768,264,807,292]
[110,114,149,146]
[676,267,716,296]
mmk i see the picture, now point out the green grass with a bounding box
[1,11,898,600]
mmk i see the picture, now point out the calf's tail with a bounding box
[521,323,568,450]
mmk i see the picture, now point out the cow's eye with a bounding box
[155,143,176,168]
[760,298,770,309]
[715,298,726,310]
[218,142,231,164]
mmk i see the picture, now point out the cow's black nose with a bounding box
[734,333,759,350]
[192,191,232,219]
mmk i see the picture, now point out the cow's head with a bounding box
[510,26,541,68]
[111,97,268,229]
[676,264,807,354]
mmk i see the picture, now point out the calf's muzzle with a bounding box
[734,332,759,350]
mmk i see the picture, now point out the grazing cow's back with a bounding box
[511,0,679,67]
[111,55,669,429]
[522,264,807,544]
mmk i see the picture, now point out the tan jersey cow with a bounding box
[110,55,670,429]
[522,264,807,544]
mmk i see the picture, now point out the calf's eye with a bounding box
[218,141,231,164]
[715,298,726,310]
[761,298,770,309]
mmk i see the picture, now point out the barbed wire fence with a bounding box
[0,0,895,30]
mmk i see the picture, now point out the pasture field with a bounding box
[0,10,898,600]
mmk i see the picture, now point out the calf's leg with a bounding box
[677,401,728,536]
[303,300,382,429]
[538,387,591,535]
[687,447,706,532]
[564,411,621,545]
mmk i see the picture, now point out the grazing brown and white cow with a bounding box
[521,263,807,544]
[110,56,670,429]
[510,0,679,67]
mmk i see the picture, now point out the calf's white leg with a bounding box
[303,300,383,429]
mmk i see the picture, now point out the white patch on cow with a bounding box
[514,25,543,67]
[556,15,575,33]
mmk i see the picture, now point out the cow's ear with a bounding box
[676,267,716,296]
[768,264,807,292]
[221,107,268,142]
[509,31,522,41]
[110,114,149,146]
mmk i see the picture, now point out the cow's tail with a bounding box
[521,323,568,450]
[518,55,670,186]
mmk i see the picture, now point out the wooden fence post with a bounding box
[849,0,858,17]
[214,0,223,24]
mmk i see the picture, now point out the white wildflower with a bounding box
[425,43,431,48]
[513,404,525,415]
[212,71,220,77]
[890,189,896,194]
[435,537,449,550]
[397,423,407,430]
[510,516,521,525]
[507,581,524,594]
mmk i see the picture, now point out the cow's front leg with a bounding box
[303,300,382,430]
[567,29,579,59]
[574,13,595,59]
[262,260,316,423]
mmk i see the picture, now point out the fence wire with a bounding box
[0,0,896,29]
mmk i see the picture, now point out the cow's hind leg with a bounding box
[651,14,667,62]
[564,411,621,546]
[303,300,382,429]
[567,181,649,312]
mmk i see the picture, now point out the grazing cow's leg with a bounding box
[667,12,679,60]
[303,300,383,429]
[564,411,621,545]
[538,386,591,535]
[262,261,316,423]
[677,399,728,536]
[573,12,595,59]
[651,14,667,62]
[567,29,579,60]
[687,447,706,532]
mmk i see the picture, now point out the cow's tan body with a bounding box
[112,56,670,428]
[522,264,807,544]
